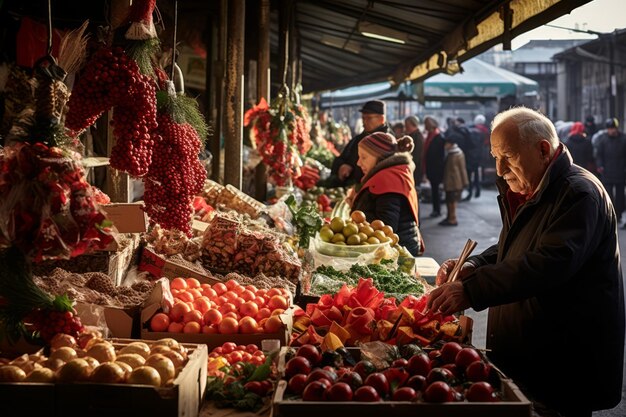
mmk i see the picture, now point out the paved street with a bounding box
[419,186,626,417]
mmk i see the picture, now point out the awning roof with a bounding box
[295,0,592,93]
[319,58,539,107]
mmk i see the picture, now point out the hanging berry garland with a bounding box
[143,1,207,236]
[65,0,161,178]
[244,94,311,186]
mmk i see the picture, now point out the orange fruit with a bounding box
[150,313,170,332]
[371,219,385,230]
[351,210,367,223]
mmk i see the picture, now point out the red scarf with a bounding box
[422,128,440,176]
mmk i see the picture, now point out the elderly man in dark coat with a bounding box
[428,107,625,417]
[329,100,390,187]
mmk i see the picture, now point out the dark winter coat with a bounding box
[330,124,390,186]
[424,132,445,184]
[352,153,422,256]
[462,147,625,414]
[594,131,626,183]
[564,135,595,172]
[408,130,424,186]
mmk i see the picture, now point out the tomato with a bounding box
[246,344,259,353]
[170,277,188,290]
[352,360,376,379]
[353,385,381,402]
[405,375,428,392]
[392,387,417,401]
[284,357,312,380]
[441,363,461,379]
[183,310,203,324]
[169,302,191,322]
[256,308,271,321]
[296,344,321,366]
[263,315,284,333]
[364,373,389,397]
[185,278,201,289]
[183,321,201,333]
[167,321,184,333]
[239,317,259,334]
[338,371,363,390]
[228,351,243,364]
[426,367,455,385]
[225,279,240,290]
[240,301,259,317]
[266,288,282,297]
[150,313,170,332]
[213,282,227,295]
[406,353,431,377]
[202,287,218,299]
[455,348,482,369]
[268,295,289,310]
[250,355,265,365]
[193,297,211,314]
[244,381,264,396]
[423,381,454,403]
[203,309,222,326]
[218,317,239,334]
[177,291,194,303]
[244,284,257,293]
[465,361,492,382]
[324,382,353,401]
[440,342,463,364]
[253,350,265,357]
[466,381,496,402]
[302,380,330,401]
[241,290,256,301]
[240,352,252,362]
[391,358,408,368]
[221,342,237,354]
[219,303,237,315]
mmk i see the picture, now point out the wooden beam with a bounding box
[223,0,245,189]
[255,0,271,202]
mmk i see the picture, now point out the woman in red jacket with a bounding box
[351,132,424,256]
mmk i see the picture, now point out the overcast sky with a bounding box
[512,0,625,49]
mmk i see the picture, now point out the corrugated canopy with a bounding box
[295,0,592,93]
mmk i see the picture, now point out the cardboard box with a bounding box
[272,377,531,417]
[102,203,148,233]
[0,339,208,417]
[138,247,220,285]
[140,302,294,351]
[74,283,164,339]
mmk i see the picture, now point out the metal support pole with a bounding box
[223,0,245,189]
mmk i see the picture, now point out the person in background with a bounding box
[454,117,477,201]
[351,132,423,256]
[594,117,626,224]
[404,115,425,192]
[439,135,468,226]
[423,116,445,218]
[564,121,595,174]
[392,121,404,138]
[584,115,597,138]
[428,107,624,417]
[330,100,390,187]
[467,115,489,198]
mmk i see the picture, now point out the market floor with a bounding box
[419,186,626,417]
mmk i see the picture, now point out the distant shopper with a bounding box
[423,116,445,218]
[564,121,595,173]
[595,117,626,223]
[329,100,390,187]
[467,115,489,198]
[392,122,405,138]
[584,115,597,138]
[404,115,425,189]
[352,132,423,256]
[440,135,468,226]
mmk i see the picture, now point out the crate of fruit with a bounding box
[273,341,531,417]
[0,337,208,417]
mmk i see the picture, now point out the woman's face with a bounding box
[357,146,378,177]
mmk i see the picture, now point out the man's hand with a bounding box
[338,164,353,181]
[427,281,471,316]
[436,259,476,286]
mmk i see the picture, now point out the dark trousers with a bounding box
[603,182,625,219]
[430,180,441,214]
[467,166,480,196]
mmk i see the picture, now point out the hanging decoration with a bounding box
[143,0,207,236]
[0,2,113,345]
[244,95,311,186]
